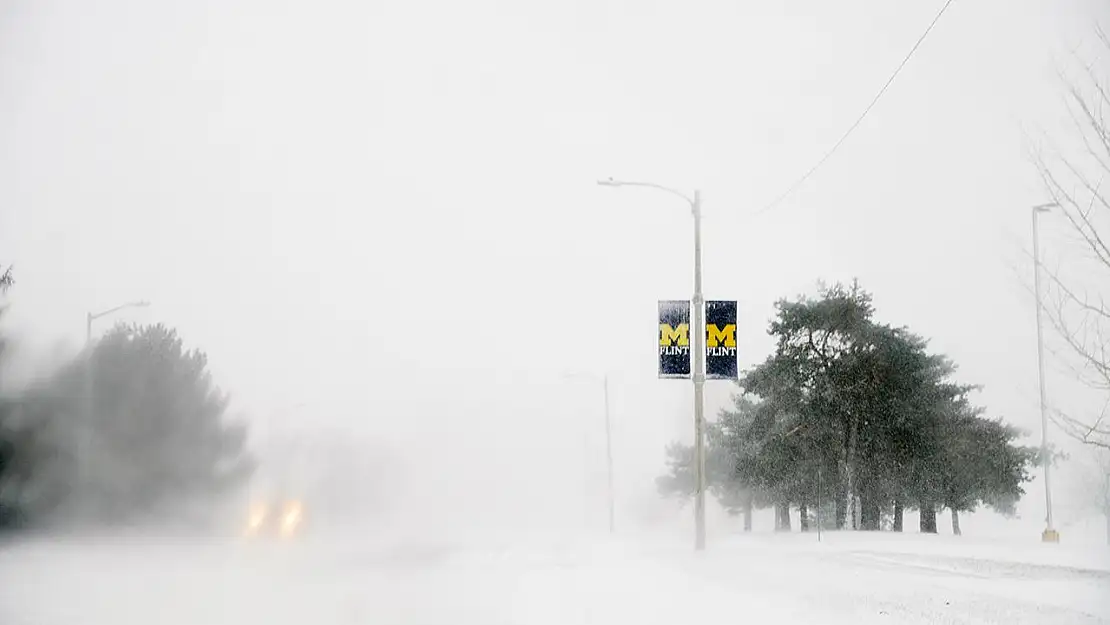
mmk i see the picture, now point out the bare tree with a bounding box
[1034,27,1110,449]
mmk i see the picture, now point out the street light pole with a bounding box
[596,179,706,551]
[563,371,616,534]
[80,300,150,520]
[80,312,94,520]
[603,374,615,534]
[691,190,706,551]
[1031,203,1059,543]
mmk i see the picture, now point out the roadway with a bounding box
[1,528,1106,624]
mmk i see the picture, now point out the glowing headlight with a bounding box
[280,501,303,537]
[245,503,268,536]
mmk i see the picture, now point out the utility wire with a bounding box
[753,0,958,218]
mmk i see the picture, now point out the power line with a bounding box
[753,0,959,218]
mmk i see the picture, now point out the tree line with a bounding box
[658,282,1041,535]
[0,268,254,531]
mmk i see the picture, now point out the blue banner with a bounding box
[658,300,691,379]
[705,300,737,380]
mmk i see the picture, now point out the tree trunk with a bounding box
[835,492,847,529]
[951,509,961,536]
[920,503,937,534]
[1105,507,1109,546]
[860,493,881,531]
[775,502,791,532]
[799,503,810,532]
[1102,500,1109,546]
[742,494,753,532]
[845,417,859,530]
[893,500,904,532]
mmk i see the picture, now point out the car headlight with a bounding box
[280,501,303,536]
[245,503,268,535]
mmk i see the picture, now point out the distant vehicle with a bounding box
[243,498,305,539]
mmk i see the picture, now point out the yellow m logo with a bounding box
[659,323,689,346]
[706,323,737,348]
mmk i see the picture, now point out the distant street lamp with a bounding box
[563,372,615,534]
[80,300,151,518]
[1031,202,1059,543]
[597,178,707,551]
[86,300,151,345]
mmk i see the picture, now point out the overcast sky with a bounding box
[2,0,1108,536]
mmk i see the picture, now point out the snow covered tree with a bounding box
[932,410,1037,535]
[656,396,768,531]
[19,323,255,526]
[687,281,1039,536]
[744,281,876,530]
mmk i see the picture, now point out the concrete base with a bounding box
[1041,528,1060,543]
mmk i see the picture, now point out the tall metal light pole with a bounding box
[1031,203,1059,543]
[562,372,615,534]
[597,178,706,551]
[81,300,150,518]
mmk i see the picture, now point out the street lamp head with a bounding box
[1033,202,1058,213]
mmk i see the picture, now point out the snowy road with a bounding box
[1,530,1107,625]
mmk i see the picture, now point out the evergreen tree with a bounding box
[19,323,255,526]
[663,280,1040,537]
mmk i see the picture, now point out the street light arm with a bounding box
[90,300,150,321]
[597,179,696,210]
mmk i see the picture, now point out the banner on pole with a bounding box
[658,300,691,379]
[705,300,738,380]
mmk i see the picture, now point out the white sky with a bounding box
[2,0,1108,535]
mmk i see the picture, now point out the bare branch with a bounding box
[1032,24,1110,450]
[1062,79,1110,177]
[1046,291,1110,389]
[1036,156,1110,268]
[1042,259,1110,322]
[1007,250,1110,389]
[1048,405,1110,449]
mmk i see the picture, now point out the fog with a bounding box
[2,0,1110,622]
[2,0,1107,534]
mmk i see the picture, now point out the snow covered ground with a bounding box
[0,527,1107,625]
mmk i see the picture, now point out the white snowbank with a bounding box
[1,528,1107,624]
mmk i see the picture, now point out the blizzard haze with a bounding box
[2,0,1109,536]
[2,2,1110,622]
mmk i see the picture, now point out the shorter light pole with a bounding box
[563,372,615,533]
[602,374,614,534]
[80,300,150,518]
